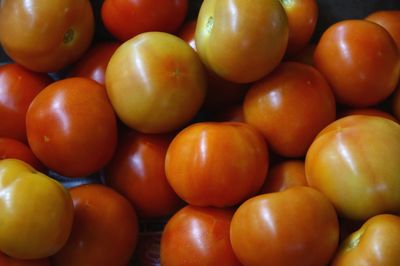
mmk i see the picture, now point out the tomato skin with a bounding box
[332,214,400,266]
[0,0,94,73]
[101,0,188,41]
[366,10,400,50]
[165,122,269,207]
[195,0,289,83]
[0,251,50,266]
[160,205,241,266]
[339,107,398,123]
[0,64,52,143]
[105,130,184,218]
[306,115,400,221]
[51,184,139,266]
[230,186,339,266]
[26,77,118,178]
[243,61,336,157]
[105,31,207,134]
[314,19,400,107]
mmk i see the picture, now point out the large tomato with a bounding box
[0,64,52,143]
[195,0,289,83]
[306,115,400,221]
[366,10,400,50]
[0,251,50,266]
[165,121,269,207]
[0,0,94,73]
[230,186,339,266]
[26,77,118,178]
[101,0,188,41]
[314,19,400,107]
[160,205,241,266]
[243,61,336,157]
[105,31,207,134]
[51,184,139,266]
[331,214,400,266]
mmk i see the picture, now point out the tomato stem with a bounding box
[206,16,214,33]
[63,28,75,44]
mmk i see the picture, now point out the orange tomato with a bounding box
[366,10,400,50]
[0,251,50,266]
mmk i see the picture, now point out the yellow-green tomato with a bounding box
[195,0,289,83]
[105,31,207,134]
[0,159,74,260]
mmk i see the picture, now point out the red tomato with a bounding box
[280,0,318,56]
[243,61,336,157]
[366,10,400,50]
[230,186,339,266]
[26,77,117,178]
[105,130,184,218]
[69,42,120,85]
[51,184,139,266]
[0,64,52,143]
[306,115,400,220]
[195,0,289,83]
[332,214,400,266]
[101,0,188,41]
[314,19,400,107]
[0,0,94,72]
[259,159,307,193]
[105,31,207,134]
[0,251,50,266]
[165,122,269,207]
[0,138,45,172]
[160,205,241,266]
[339,107,398,123]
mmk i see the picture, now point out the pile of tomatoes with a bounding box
[0,0,400,265]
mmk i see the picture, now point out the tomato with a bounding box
[314,19,400,107]
[26,77,117,178]
[0,64,52,143]
[243,61,336,158]
[0,0,94,73]
[0,251,50,266]
[101,0,188,41]
[339,107,398,123]
[69,42,120,85]
[280,0,318,56]
[288,43,316,65]
[0,138,45,172]
[165,121,269,207]
[160,205,241,266]
[331,214,400,266]
[230,186,339,266]
[195,0,289,83]
[105,130,184,218]
[52,184,139,266]
[259,159,307,193]
[0,159,73,260]
[105,31,207,134]
[366,10,400,50]
[306,115,400,221]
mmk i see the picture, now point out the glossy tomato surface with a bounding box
[243,61,336,157]
[306,115,400,220]
[160,205,241,266]
[52,184,139,266]
[366,10,400,50]
[0,0,94,72]
[230,186,339,266]
[26,77,117,178]
[165,122,269,207]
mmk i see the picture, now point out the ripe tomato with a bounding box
[165,122,269,207]
[280,0,318,56]
[101,0,188,41]
[339,107,398,123]
[105,31,207,134]
[331,214,400,266]
[230,186,339,266]
[26,77,117,178]
[69,42,120,85]
[314,19,400,107]
[105,130,184,218]
[306,115,400,221]
[195,0,289,83]
[243,61,336,157]
[52,184,139,266]
[160,205,241,266]
[0,0,94,73]
[0,64,52,143]
[0,251,50,266]
[366,10,400,50]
